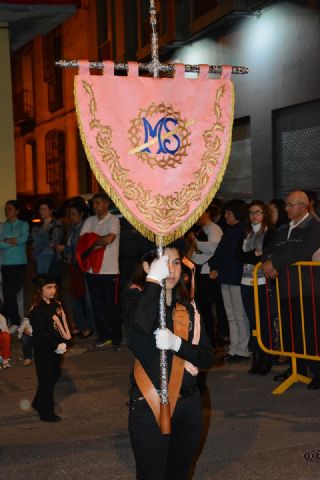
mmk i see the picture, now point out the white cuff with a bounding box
[172,336,182,352]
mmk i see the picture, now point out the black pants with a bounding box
[195,274,228,346]
[128,390,202,480]
[241,284,273,352]
[86,273,122,344]
[33,350,61,418]
[1,264,25,326]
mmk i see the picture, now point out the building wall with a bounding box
[0,23,16,220]
[12,1,320,204]
[12,1,100,201]
[168,2,320,200]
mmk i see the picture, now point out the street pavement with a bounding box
[1,338,320,480]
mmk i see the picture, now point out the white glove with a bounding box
[55,343,67,354]
[146,255,169,283]
[155,328,182,352]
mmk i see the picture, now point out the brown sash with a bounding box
[134,304,190,425]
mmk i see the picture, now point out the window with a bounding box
[273,100,320,197]
[191,0,219,20]
[45,130,66,195]
[218,117,252,199]
[25,141,37,193]
[140,0,168,48]
[96,0,111,60]
[77,130,93,194]
[123,0,138,60]
[42,29,63,112]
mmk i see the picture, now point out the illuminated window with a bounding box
[42,29,63,112]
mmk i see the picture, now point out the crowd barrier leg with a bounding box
[272,357,311,395]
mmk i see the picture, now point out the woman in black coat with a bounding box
[30,274,71,422]
[123,245,214,480]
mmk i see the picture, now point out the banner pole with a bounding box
[157,239,171,434]
[148,0,171,434]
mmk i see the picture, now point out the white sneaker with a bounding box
[2,360,11,369]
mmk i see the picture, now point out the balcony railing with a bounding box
[13,89,35,125]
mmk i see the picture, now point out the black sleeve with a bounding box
[266,224,320,272]
[235,229,276,265]
[262,225,288,262]
[208,235,225,270]
[125,282,161,335]
[235,236,258,265]
[30,307,60,352]
[262,228,276,250]
[175,306,215,370]
[122,284,162,371]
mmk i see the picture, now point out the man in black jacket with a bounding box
[262,191,320,390]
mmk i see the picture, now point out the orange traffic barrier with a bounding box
[253,262,320,394]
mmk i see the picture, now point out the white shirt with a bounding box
[80,212,120,274]
[192,222,223,274]
[287,212,309,239]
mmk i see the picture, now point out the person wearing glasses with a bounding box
[236,200,276,375]
[262,191,320,390]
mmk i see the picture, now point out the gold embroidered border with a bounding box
[75,78,234,245]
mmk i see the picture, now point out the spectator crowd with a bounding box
[0,189,320,389]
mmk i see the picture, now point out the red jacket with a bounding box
[76,232,105,273]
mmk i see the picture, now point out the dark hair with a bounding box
[30,282,58,310]
[269,198,288,228]
[92,192,110,203]
[210,198,224,209]
[130,246,190,304]
[67,197,89,220]
[6,199,21,211]
[205,199,224,222]
[224,199,247,222]
[36,197,55,212]
[244,200,272,235]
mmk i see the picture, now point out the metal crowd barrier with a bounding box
[253,261,320,394]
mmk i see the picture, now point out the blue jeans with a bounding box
[35,253,54,274]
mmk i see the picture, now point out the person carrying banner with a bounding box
[123,245,214,480]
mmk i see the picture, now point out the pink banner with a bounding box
[74,62,234,244]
